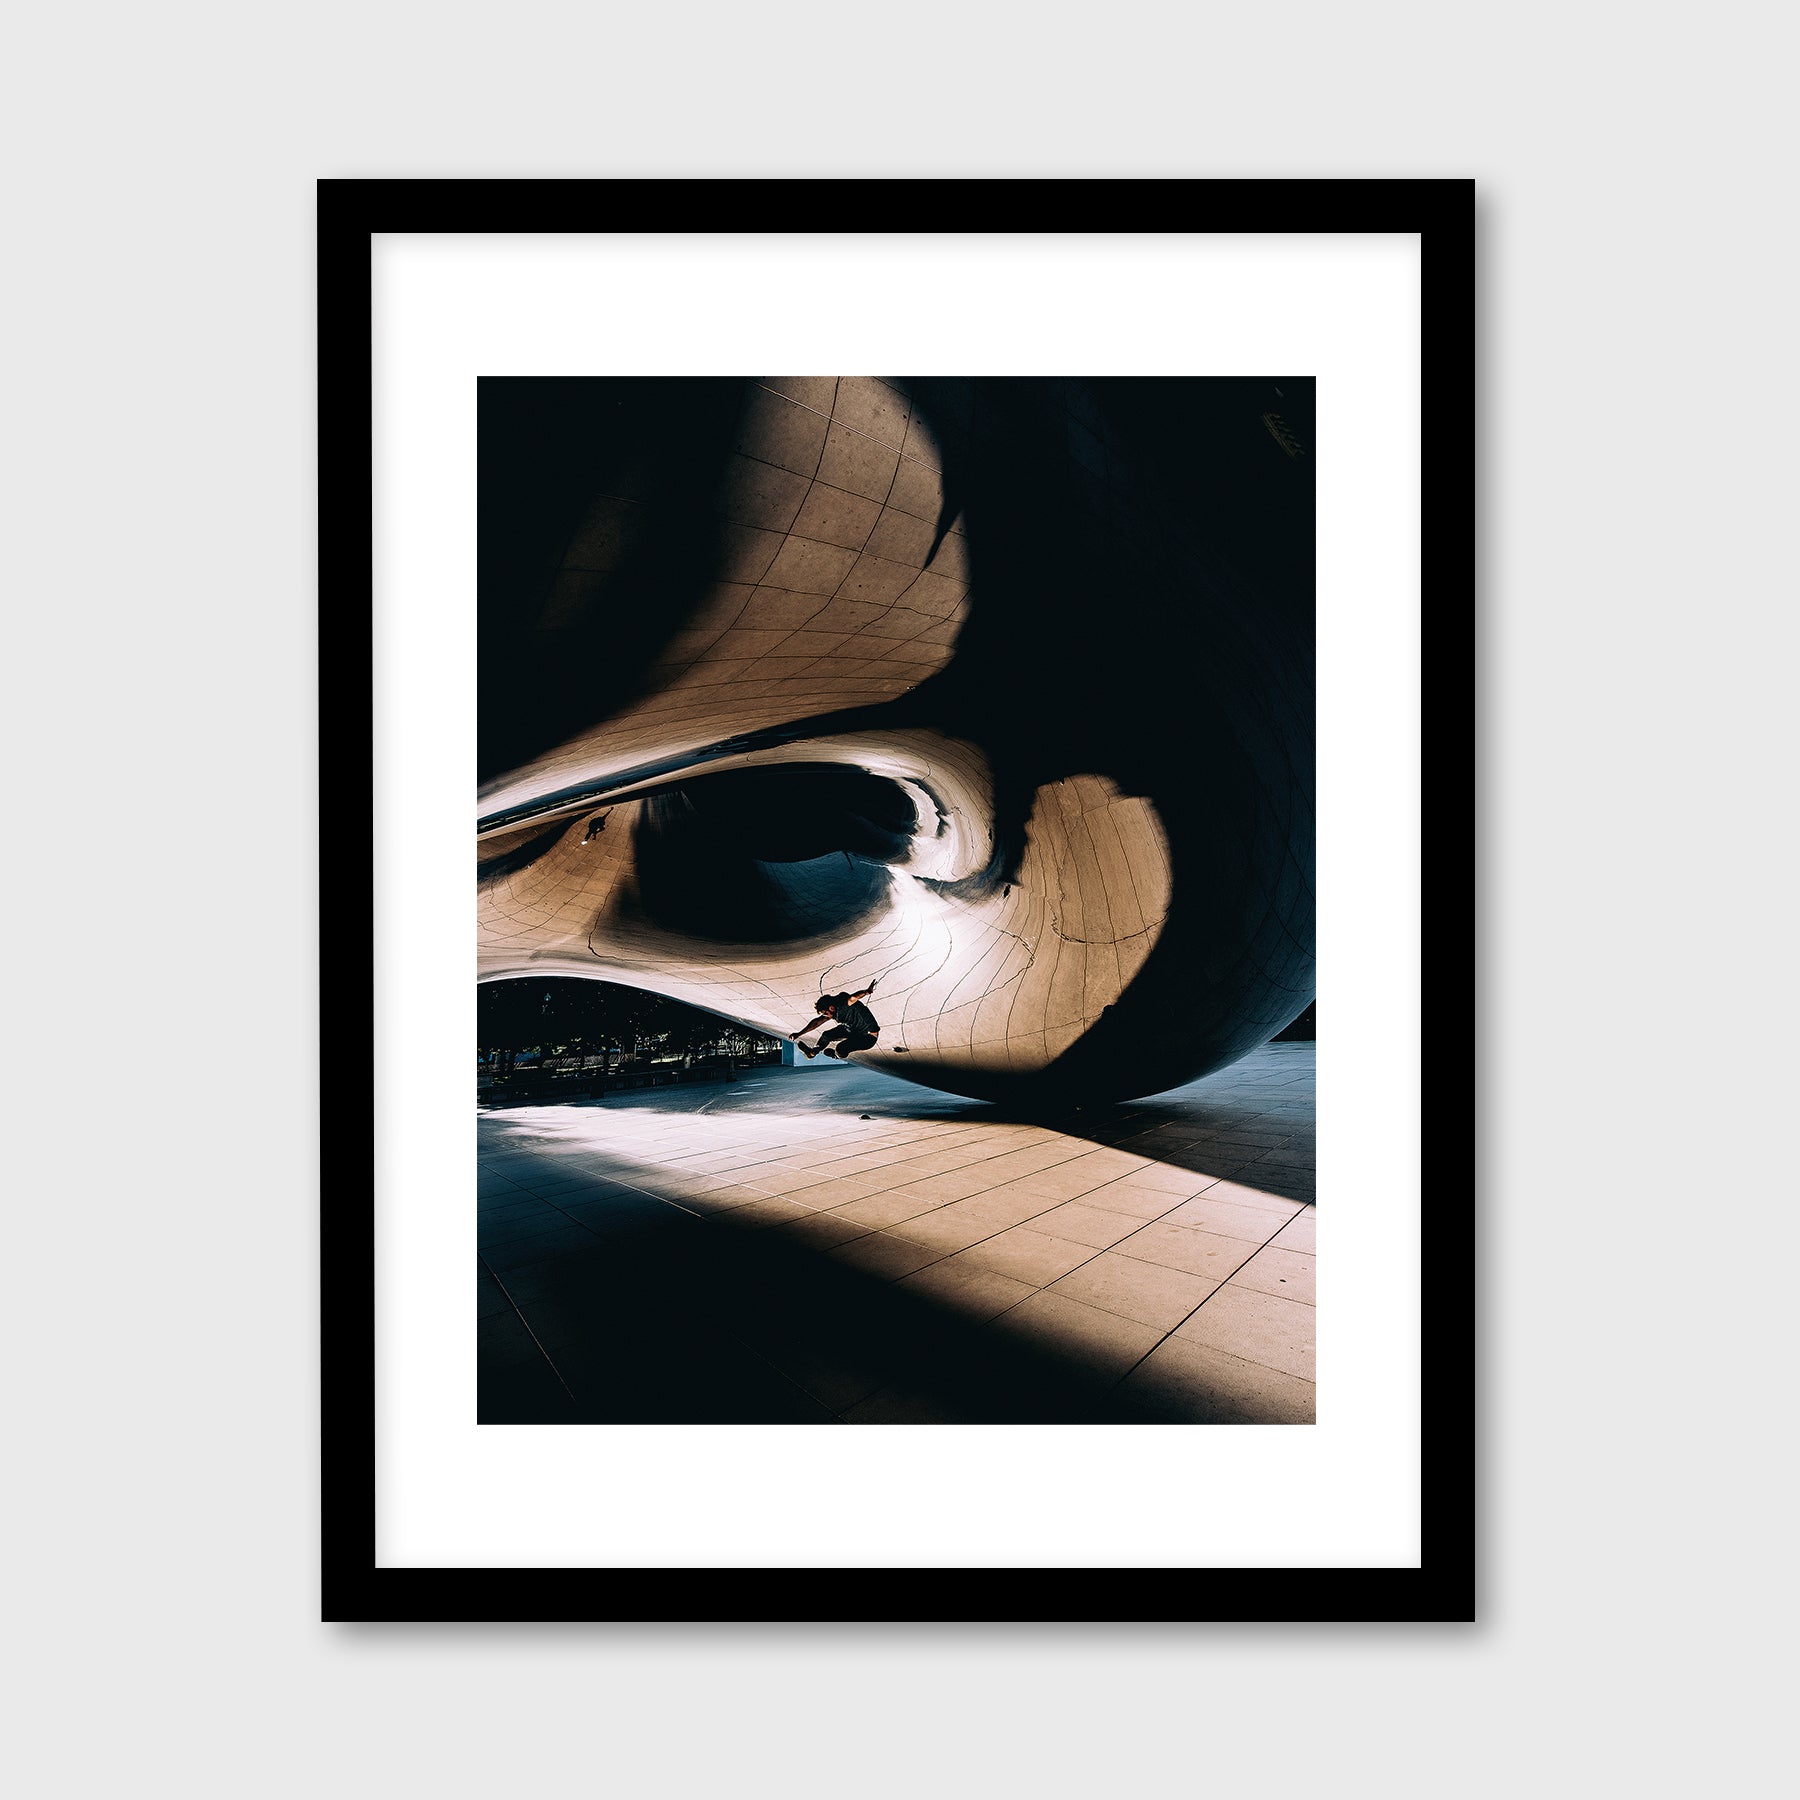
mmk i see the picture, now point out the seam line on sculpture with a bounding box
[757,380,929,468]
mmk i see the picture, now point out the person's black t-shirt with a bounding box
[839,1000,879,1035]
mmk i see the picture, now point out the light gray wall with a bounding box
[6,4,1786,1797]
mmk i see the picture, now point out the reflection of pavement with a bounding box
[478,1044,1315,1424]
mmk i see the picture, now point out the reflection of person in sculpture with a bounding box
[789,984,881,1060]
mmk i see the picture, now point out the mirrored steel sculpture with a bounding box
[477,377,1313,1104]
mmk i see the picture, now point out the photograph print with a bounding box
[473,375,1316,1426]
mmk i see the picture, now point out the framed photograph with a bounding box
[321,177,1472,1620]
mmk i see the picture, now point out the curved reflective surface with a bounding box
[478,377,1313,1103]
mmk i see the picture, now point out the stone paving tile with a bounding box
[885,1166,1010,1205]
[1047,1250,1220,1331]
[477,1307,555,1371]
[839,1140,982,1175]
[934,1140,1059,1176]
[886,1207,1010,1255]
[1116,1337,1315,1424]
[737,1165,858,1196]
[898,1260,1037,1323]
[964,1141,1101,1183]
[1001,1159,1139,1204]
[1270,1209,1316,1253]
[480,1220,604,1272]
[1116,1159,1224,1191]
[988,1290,1165,1381]
[844,1384,974,1424]
[477,1265,513,1319]
[1160,1192,1301,1242]
[766,1211,873,1250]
[868,1147,998,1182]
[1228,1243,1315,1305]
[646,1169,751,1197]
[935,1188,1065,1232]
[1114,1220,1265,1283]
[552,1186,677,1222]
[1072,1180,1195,1221]
[768,1349,893,1414]
[664,1182,770,1214]
[945,1227,1099,1288]
[1175,1284,1316,1380]
[1193,1177,1305,1210]
[779,1170,912,1208]
[477,1044,1316,1423]
[824,1188,951,1229]
[1245,1179,1315,1206]
[475,1193,560,1226]
[798,1147,930,1178]
[718,1195,815,1230]
[1246,1179,1315,1206]
[663,1148,771,1173]
[907,1180,1051,1224]
[516,1172,618,1197]
[478,1358,575,1423]
[1029,1200,1165,1250]
[828,1230,944,1280]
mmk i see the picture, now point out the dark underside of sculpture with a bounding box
[477,376,1314,1105]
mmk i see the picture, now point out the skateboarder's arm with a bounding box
[789,1013,831,1039]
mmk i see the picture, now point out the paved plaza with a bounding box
[478,1042,1315,1424]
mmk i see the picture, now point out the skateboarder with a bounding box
[789,984,881,1060]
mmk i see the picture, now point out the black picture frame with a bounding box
[320,176,1473,1624]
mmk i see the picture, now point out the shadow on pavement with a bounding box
[481,1194,1205,1426]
